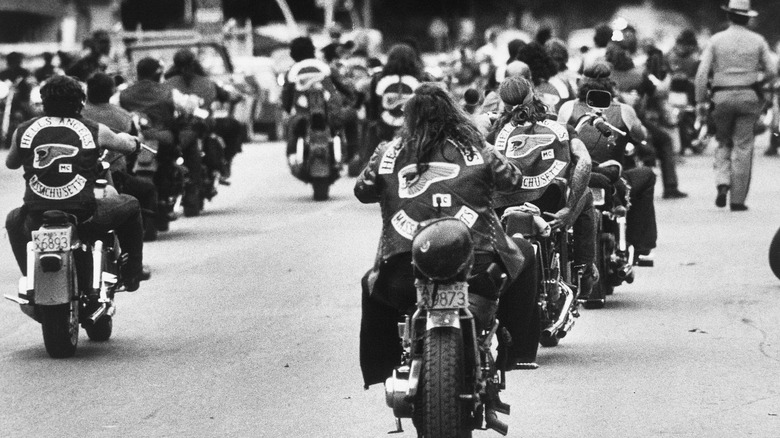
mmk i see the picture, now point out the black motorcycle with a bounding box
[384,218,511,437]
[502,198,582,347]
[575,90,653,309]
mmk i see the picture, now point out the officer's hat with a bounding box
[722,0,758,17]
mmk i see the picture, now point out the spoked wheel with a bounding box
[312,177,330,201]
[421,327,471,438]
[40,301,79,358]
[769,226,780,280]
[85,316,113,342]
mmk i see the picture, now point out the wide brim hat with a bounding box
[721,0,758,17]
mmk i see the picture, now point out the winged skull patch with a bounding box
[33,144,79,169]
[505,134,556,159]
[397,163,460,199]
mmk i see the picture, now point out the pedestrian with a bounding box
[695,0,776,211]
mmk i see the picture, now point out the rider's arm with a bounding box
[694,42,714,104]
[484,144,523,191]
[354,143,387,204]
[98,124,138,155]
[556,99,575,126]
[5,129,22,169]
[567,137,592,210]
[281,75,295,113]
[620,104,647,143]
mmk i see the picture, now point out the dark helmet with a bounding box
[412,217,474,281]
[40,75,86,117]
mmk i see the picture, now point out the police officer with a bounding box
[695,0,776,211]
[5,75,146,291]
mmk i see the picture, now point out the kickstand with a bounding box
[388,418,403,434]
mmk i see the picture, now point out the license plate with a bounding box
[668,92,689,107]
[417,282,469,310]
[31,228,71,252]
[591,187,606,206]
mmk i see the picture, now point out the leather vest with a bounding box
[17,116,101,212]
[492,119,572,208]
[567,101,628,165]
[287,59,341,116]
[372,74,421,128]
[369,138,524,281]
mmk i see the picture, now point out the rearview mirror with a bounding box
[586,90,612,110]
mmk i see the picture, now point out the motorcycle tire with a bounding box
[312,177,330,201]
[40,302,79,358]
[422,327,471,438]
[584,225,611,310]
[769,226,780,280]
[85,316,113,342]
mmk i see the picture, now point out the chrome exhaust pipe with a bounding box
[542,282,574,339]
[88,303,108,324]
[4,294,29,305]
[485,408,509,436]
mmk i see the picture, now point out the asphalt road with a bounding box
[0,139,778,438]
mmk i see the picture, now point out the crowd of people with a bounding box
[0,0,775,395]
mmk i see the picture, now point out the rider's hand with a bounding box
[547,206,573,230]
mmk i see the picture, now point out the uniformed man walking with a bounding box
[695,0,776,211]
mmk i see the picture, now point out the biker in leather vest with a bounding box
[356,84,541,387]
[5,75,147,291]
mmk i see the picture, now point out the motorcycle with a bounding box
[130,113,184,237]
[502,198,582,347]
[574,90,653,309]
[3,149,154,358]
[286,60,342,201]
[182,104,228,216]
[666,78,706,155]
[384,218,511,437]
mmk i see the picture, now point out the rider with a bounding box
[282,37,359,169]
[487,76,598,298]
[666,30,701,156]
[356,84,540,388]
[82,73,159,242]
[558,62,658,260]
[165,49,239,214]
[4,75,146,291]
[364,43,426,160]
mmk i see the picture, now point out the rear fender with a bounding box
[425,309,461,330]
[307,130,331,178]
[34,250,76,305]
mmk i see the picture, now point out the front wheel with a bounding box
[769,226,780,280]
[40,302,79,358]
[312,177,330,201]
[422,328,471,438]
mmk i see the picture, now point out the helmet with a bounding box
[412,217,474,281]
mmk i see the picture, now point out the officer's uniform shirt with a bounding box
[695,24,775,103]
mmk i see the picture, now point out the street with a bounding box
[1,138,779,438]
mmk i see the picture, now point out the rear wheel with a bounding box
[584,228,611,310]
[312,177,330,201]
[422,327,471,438]
[85,316,113,342]
[40,302,79,358]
